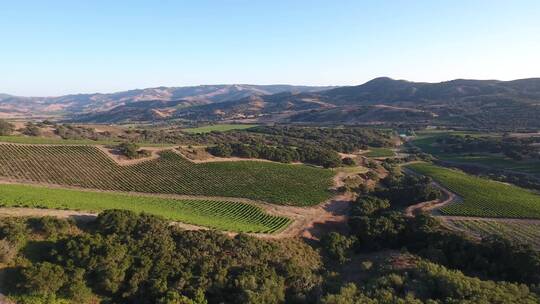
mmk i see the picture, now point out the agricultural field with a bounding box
[407,163,540,218]
[0,135,172,147]
[182,124,258,134]
[0,144,334,205]
[0,183,290,233]
[448,219,540,249]
[364,147,395,158]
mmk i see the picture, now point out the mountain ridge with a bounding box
[167,77,540,129]
[4,77,540,130]
[0,84,336,118]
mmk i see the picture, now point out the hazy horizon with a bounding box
[2,0,540,96]
[3,76,540,98]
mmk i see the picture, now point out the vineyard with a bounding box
[447,219,540,249]
[0,183,291,233]
[407,163,540,218]
[0,144,333,205]
[0,135,173,147]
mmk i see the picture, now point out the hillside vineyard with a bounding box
[0,144,334,205]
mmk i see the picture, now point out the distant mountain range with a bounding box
[3,78,540,129]
[0,85,335,119]
[166,77,540,129]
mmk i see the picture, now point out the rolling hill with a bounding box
[169,77,540,129]
[0,84,335,119]
[4,78,540,129]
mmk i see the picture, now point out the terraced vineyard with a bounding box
[448,219,540,249]
[0,183,290,233]
[407,163,540,218]
[0,144,334,205]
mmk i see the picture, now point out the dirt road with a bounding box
[404,179,460,217]
[401,168,540,233]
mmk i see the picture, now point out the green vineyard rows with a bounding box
[0,135,172,147]
[449,219,540,249]
[0,144,333,205]
[407,163,540,218]
[0,183,291,233]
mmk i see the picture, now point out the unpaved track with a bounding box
[404,180,459,217]
[402,167,540,228]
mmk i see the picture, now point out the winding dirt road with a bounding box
[402,168,540,230]
[404,179,460,217]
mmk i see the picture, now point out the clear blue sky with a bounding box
[2,0,539,96]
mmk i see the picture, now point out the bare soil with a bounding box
[96,145,165,166]
[174,148,303,164]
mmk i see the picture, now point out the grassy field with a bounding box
[0,144,334,206]
[449,219,540,249]
[0,184,290,233]
[182,124,258,134]
[332,166,369,174]
[407,163,540,219]
[0,135,173,147]
[365,147,395,158]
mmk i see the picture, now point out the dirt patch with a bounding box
[173,148,303,165]
[95,145,166,166]
[0,208,97,222]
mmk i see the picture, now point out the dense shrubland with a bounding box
[55,124,113,141]
[204,126,396,167]
[435,134,540,160]
[115,142,150,159]
[321,260,540,304]
[345,191,540,286]
[372,173,441,206]
[0,119,14,136]
[1,211,539,303]
[0,211,323,304]
[207,143,342,168]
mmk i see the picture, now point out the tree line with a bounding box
[207,143,343,168]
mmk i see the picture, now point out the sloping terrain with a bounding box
[0,84,334,118]
[169,77,540,129]
[5,77,540,129]
[407,163,540,219]
[0,144,334,205]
